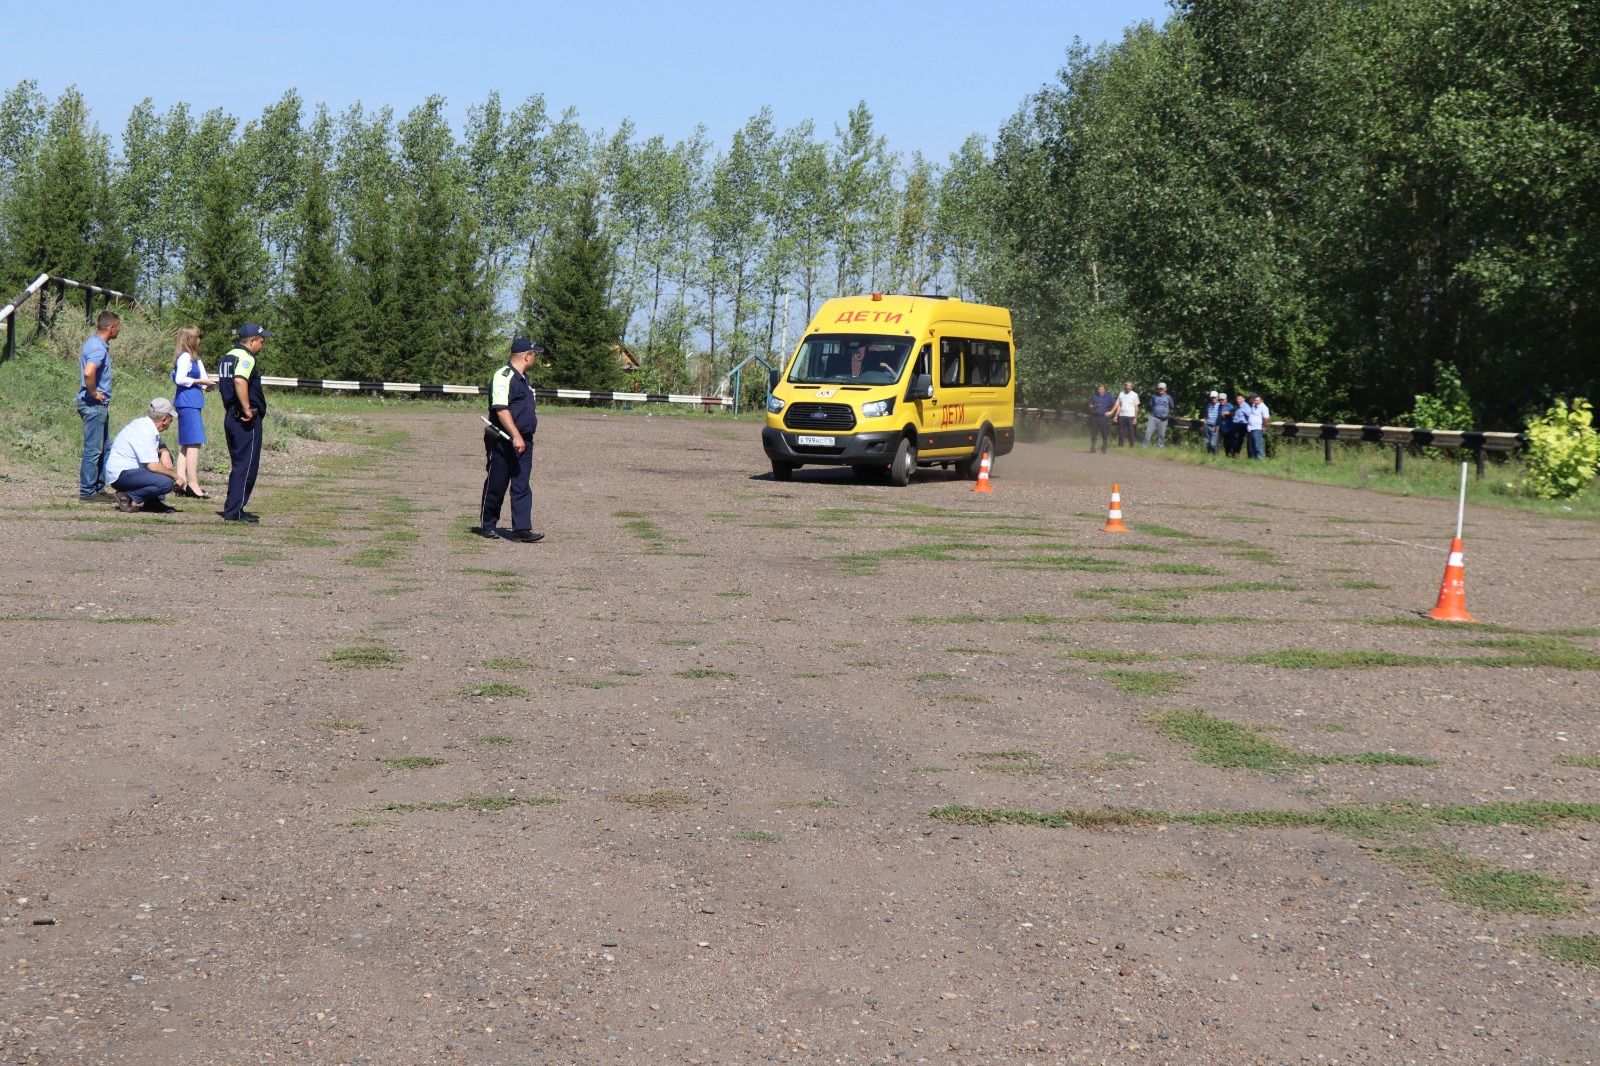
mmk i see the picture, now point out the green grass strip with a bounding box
[927,800,1600,836]
[1375,845,1586,916]
[1534,934,1600,970]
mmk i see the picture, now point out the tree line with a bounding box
[1,0,1593,425]
[0,85,978,395]
[978,0,1597,428]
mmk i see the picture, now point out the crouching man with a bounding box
[106,398,184,514]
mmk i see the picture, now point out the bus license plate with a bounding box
[796,435,835,447]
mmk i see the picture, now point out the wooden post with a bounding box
[1474,446,1485,481]
[1324,438,1332,464]
[3,314,13,362]
[1394,443,1403,475]
[84,285,93,322]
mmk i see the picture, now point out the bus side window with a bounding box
[939,338,964,387]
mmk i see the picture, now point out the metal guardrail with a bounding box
[1017,406,1522,477]
[261,375,732,408]
[1,273,132,361]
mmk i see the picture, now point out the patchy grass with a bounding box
[383,755,446,771]
[1146,563,1225,576]
[737,830,781,843]
[1059,648,1162,665]
[912,765,955,773]
[1136,524,1202,539]
[674,667,737,680]
[1335,580,1390,590]
[964,749,1048,774]
[481,656,534,671]
[326,645,406,668]
[1152,710,1311,771]
[914,672,955,682]
[1375,845,1586,916]
[1079,752,1144,772]
[1153,710,1436,772]
[940,694,990,704]
[458,566,519,577]
[378,794,560,814]
[619,515,666,544]
[566,677,623,689]
[660,638,699,647]
[1236,649,1443,669]
[1557,755,1600,769]
[1361,616,1522,634]
[1102,669,1190,697]
[314,718,367,731]
[344,546,403,568]
[222,549,276,567]
[1119,613,1256,625]
[806,798,842,809]
[837,541,991,576]
[1458,636,1600,671]
[928,800,1600,836]
[906,612,1076,625]
[461,682,529,698]
[1534,934,1600,971]
[478,734,518,746]
[91,614,173,625]
[611,790,697,810]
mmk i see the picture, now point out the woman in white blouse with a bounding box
[170,324,215,498]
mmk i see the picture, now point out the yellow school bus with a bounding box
[762,294,1016,485]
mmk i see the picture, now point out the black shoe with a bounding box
[115,491,138,513]
[510,530,545,544]
[472,525,499,539]
[144,501,177,514]
[79,491,113,503]
[221,512,259,524]
[241,511,260,521]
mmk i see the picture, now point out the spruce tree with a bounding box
[523,190,623,393]
[181,145,268,350]
[279,155,351,377]
[345,182,402,381]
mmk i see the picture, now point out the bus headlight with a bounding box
[861,398,894,419]
[766,395,785,414]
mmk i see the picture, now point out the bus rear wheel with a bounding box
[771,460,796,481]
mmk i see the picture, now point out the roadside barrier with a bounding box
[1101,484,1128,533]
[260,376,732,408]
[1,273,132,362]
[1017,406,1521,478]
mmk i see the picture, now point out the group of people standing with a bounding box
[75,311,269,522]
[1085,381,1272,458]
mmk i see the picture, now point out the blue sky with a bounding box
[15,0,1172,159]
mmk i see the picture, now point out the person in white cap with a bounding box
[1203,391,1224,454]
[1143,381,1174,448]
[105,398,184,513]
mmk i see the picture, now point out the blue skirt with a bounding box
[177,406,206,446]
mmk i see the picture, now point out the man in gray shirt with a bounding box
[1143,381,1174,448]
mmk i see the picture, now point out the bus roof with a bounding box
[804,294,1012,336]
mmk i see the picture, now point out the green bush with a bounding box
[1522,398,1600,500]
[1401,362,1474,431]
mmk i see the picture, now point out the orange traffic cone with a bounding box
[1427,536,1475,622]
[973,451,993,493]
[1101,484,1128,533]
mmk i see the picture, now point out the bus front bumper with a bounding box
[762,428,900,465]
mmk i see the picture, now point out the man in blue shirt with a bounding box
[1246,393,1272,459]
[475,336,545,543]
[1085,384,1115,453]
[1143,382,1174,448]
[76,310,121,500]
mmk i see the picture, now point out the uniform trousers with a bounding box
[222,412,263,519]
[480,432,533,532]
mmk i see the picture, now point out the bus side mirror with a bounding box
[768,369,780,391]
[908,373,933,400]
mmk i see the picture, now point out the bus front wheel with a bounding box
[889,438,916,487]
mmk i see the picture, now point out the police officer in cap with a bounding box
[217,322,269,523]
[475,336,545,542]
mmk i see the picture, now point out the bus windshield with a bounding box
[787,334,914,386]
